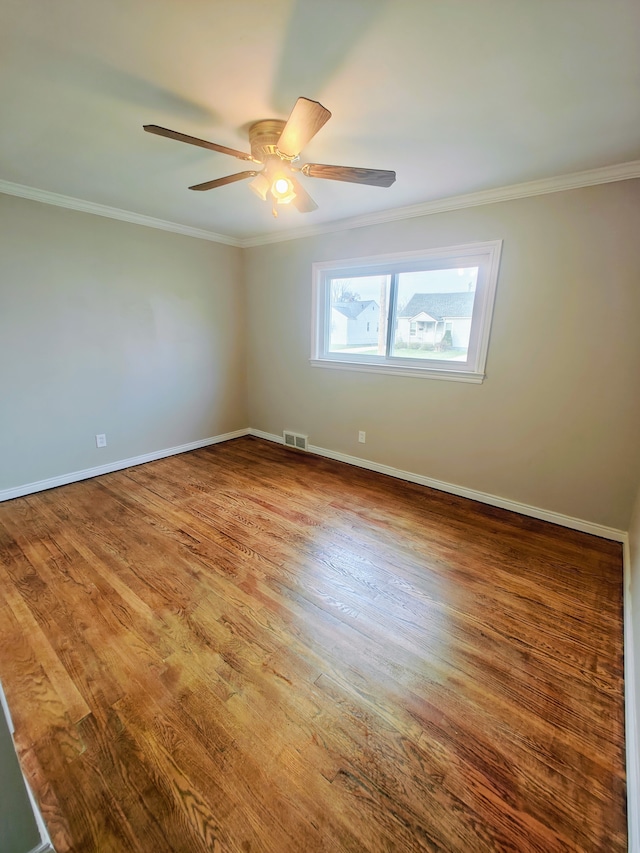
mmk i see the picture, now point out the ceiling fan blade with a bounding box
[290,176,318,213]
[189,171,258,191]
[302,163,396,187]
[144,125,256,162]
[276,97,331,159]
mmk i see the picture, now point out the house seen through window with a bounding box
[311,241,502,382]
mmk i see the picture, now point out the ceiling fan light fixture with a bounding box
[270,175,296,204]
[248,173,270,200]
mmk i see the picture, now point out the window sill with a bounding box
[309,358,485,383]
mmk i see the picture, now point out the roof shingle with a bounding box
[399,292,474,320]
[332,300,378,319]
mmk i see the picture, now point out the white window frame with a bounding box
[310,240,502,383]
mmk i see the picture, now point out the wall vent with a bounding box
[283,431,308,451]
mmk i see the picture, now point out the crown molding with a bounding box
[241,160,640,247]
[0,179,243,247]
[2,160,639,249]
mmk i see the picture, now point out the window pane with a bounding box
[392,267,478,361]
[328,275,390,355]
[313,241,501,381]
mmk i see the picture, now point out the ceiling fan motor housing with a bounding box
[248,119,287,163]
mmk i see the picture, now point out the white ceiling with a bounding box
[2,0,639,243]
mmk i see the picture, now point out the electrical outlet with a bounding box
[96,434,107,448]
[358,431,366,443]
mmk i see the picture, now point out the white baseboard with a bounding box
[28,845,55,853]
[0,429,250,503]
[26,778,56,853]
[249,429,626,542]
[624,537,640,853]
[249,428,286,444]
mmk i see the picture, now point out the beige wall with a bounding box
[245,180,640,531]
[0,194,246,491]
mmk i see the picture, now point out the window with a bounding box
[311,241,502,383]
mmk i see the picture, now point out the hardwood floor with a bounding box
[0,436,626,852]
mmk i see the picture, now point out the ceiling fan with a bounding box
[144,97,396,217]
